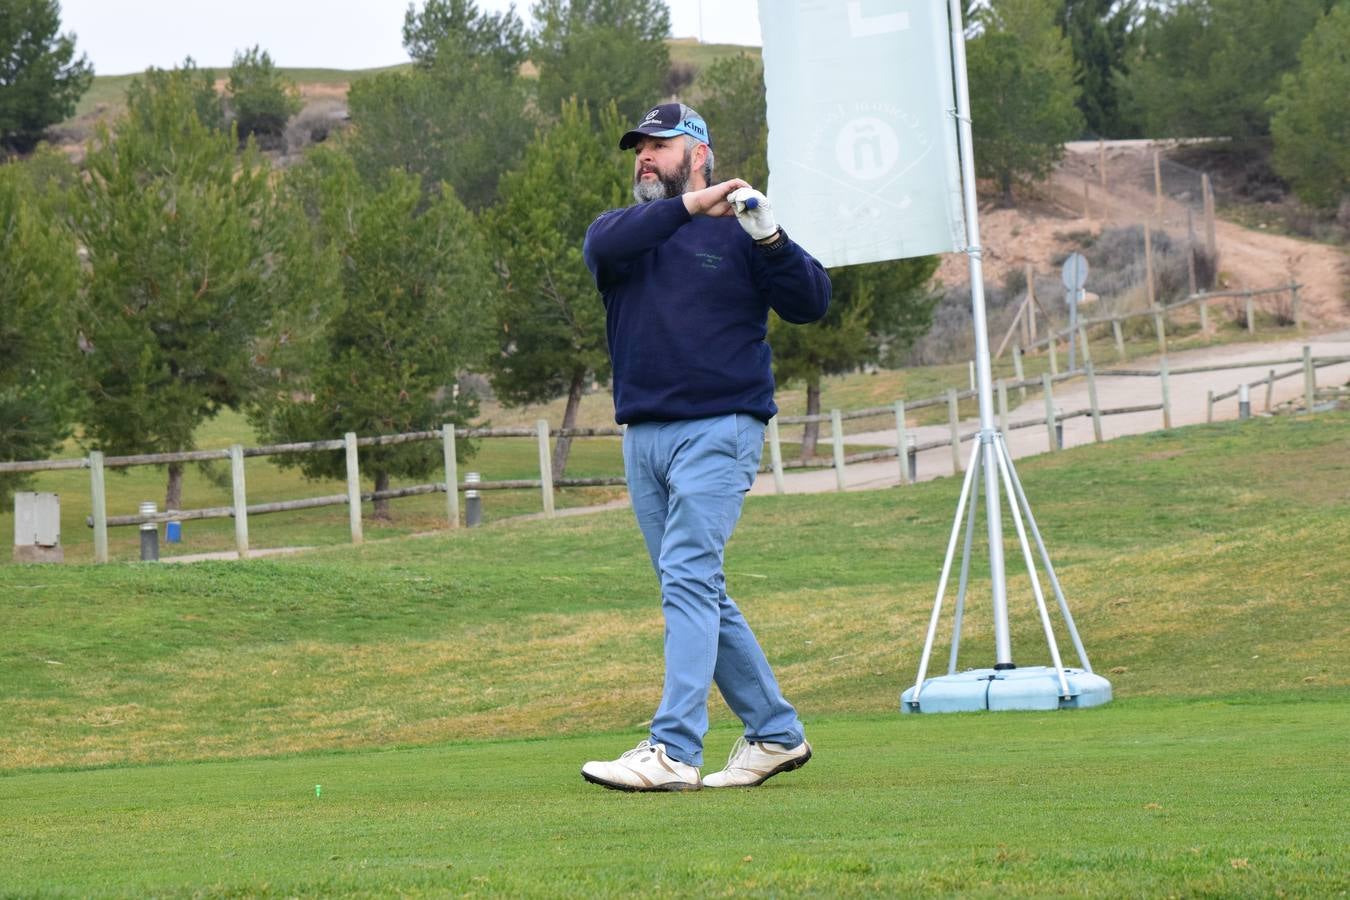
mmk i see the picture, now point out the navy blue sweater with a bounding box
[583,196,831,424]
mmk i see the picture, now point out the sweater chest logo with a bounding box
[695,251,724,271]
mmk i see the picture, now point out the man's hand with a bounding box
[682,179,750,218]
[727,187,779,241]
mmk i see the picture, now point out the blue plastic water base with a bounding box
[900,666,1112,713]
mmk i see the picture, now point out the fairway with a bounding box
[2,414,1348,896]
[2,701,1345,897]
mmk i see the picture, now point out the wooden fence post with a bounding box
[830,409,846,492]
[1153,150,1163,217]
[1153,306,1167,356]
[1048,335,1060,376]
[89,450,108,564]
[767,416,785,494]
[1098,138,1107,190]
[1265,369,1276,412]
[1086,362,1103,442]
[344,432,363,545]
[442,424,459,528]
[997,379,1010,437]
[1025,263,1037,342]
[536,419,555,518]
[1202,172,1218,259]
[1012,344,1026,402]
[1199,296,1209,334]
[1144,223,1157,310]
[1112,318,1126,361]
[1206,390,1214,423]
[947,390,962,474]
[1078,324,1092,366]
[1245,291,1256,334]
[230,444,249,560]
[1160,357,1173,429]
[1303,346,1315,410]
[893,402,909,486]
[1042,374,1057,453]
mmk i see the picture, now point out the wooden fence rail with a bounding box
[1018,282,1301,359]
[4,347,1346,563]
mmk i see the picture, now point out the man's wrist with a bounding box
[754,228,788,251]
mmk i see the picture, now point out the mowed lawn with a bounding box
[2,413,1348,895]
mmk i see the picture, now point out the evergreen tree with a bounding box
[250,149,495,518]
[71,65,282,510]
[226,46,301,147]
[483,100,627,476]
[530,0,671,124]
[403,0,528,75]
[0,0,92,154]
[1121,0,1324,139]
[345,36,533,211]
[693,53,768,189]
[967,0,1083,205]
[1269,4,1350,208]
[0,152,80,501]
[1056,0,1139,137]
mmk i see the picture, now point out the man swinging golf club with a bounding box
[580,102,832,791]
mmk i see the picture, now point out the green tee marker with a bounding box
[315,784,322,798]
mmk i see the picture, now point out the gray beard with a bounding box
[633,148,693,203]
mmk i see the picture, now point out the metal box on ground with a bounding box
[13,492,63,563]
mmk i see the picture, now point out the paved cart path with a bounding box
[754,331,1350,496]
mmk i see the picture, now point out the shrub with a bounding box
[227,46,301,147]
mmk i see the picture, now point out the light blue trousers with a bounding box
[624,413,805,767]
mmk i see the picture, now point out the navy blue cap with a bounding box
[619,102,712,150]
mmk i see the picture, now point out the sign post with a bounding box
[1062,253,1089,371]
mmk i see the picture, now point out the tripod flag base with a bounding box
[901,666,1112,714]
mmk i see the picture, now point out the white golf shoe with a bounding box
[581,739,702,792]
[702,737,812,788]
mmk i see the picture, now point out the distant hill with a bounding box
[61,40,761,136]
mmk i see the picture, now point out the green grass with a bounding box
[2,701,1344,897]
[1,412,1346,895]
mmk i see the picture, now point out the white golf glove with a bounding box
[727,187,779,241]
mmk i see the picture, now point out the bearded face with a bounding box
[632,139,695,203]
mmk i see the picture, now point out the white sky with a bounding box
[59,0,763,76]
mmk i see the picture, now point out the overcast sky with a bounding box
[59,0,763,76]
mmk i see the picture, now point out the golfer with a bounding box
[580,102,831,791]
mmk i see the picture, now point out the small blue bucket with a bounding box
[166,521,182,543]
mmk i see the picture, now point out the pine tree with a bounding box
[72,65,282,510]
[0,0,93,153]
[1269,4,1350,208]
[0,152,80,501]
[250,149,496,518]
[483,100,627,477]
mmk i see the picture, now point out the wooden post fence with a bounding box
[90,450,108,564]
[947,390,962,474]
[536,419,555,518]
[344,432,363,545]
[1042,373,1057,452]
[1086,362,1103,442]
[767,416,785,494]
[894,402,910,486]
[442,424,459,528]
[831,409,847,492]
[230,444,249,559]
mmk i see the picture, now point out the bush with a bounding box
[227,46,301,147]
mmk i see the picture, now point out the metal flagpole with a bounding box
[901,0,1112,713]
[946,0,1013,669]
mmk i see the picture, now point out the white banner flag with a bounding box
[758,1,966,267]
